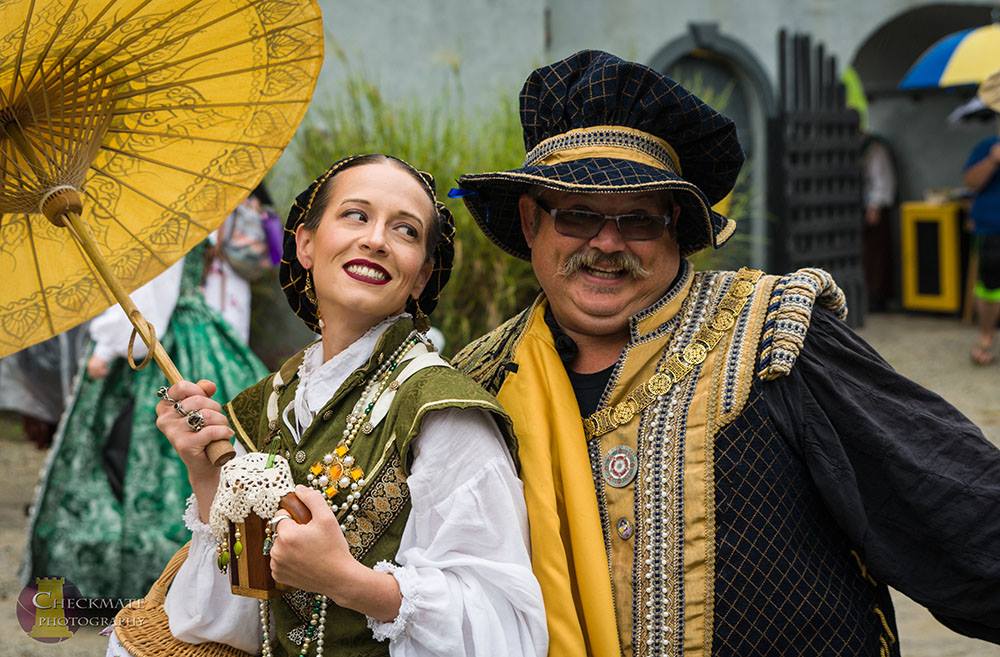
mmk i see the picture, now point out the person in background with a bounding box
[963,130,1000,365]
[203,184,282,343]
[861,135,897,312]
[0,326,89,449]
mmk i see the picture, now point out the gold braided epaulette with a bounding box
[756,268,848,381]
[583,268,763,439]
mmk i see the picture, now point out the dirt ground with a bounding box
[1,313,997,656]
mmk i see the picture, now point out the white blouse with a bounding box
[106,320,547,657]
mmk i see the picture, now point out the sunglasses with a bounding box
[533,197,673,241]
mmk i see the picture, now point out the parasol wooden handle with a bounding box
[279,492,312,524]
[43,190,236,466]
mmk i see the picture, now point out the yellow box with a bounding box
[900,201,962,313]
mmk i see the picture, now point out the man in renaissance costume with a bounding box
[453,50,1000,657]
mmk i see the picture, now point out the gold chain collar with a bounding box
[583,268,762,439]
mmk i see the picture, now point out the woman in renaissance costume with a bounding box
[25,241,269,601]
[107,154,547,657]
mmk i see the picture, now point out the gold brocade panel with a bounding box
[592,269,775,657]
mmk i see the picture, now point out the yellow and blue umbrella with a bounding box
[900,24,1000,89]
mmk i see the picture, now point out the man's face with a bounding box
[519,189,682,339]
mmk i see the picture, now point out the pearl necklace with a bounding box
[260,330,422,657]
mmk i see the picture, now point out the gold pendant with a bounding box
[309,443,365,500]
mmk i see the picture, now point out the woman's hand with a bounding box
[86,355,110,380]
[269,486,402,620]
[155,379,232,486]
[269,486,355,597]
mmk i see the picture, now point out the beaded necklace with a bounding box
[259,330,422,657]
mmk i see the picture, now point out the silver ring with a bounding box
[269,514,292,538]
[186,410,206,432]
[157,386,177,405]
[173,401,188,417]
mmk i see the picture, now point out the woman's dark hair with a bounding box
[300,154,442,262]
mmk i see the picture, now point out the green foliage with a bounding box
[280,70,537,354]
[670,72,759,272]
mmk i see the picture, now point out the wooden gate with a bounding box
[768,30,866,327]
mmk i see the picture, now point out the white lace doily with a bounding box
[208,453,295,542]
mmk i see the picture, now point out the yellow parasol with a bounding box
[0,0,323,463]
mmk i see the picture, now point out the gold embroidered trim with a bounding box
[283,448,410,629]
[524,125,682,174]
[583,268,762,439]
[873,606,897,646]
[342,453,409,556]
[850,549,878,586]
[453,301,538,395]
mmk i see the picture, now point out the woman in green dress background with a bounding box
[24,241,268,601]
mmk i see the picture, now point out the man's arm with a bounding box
[764,309,1000,644]
[964,142,1000,191]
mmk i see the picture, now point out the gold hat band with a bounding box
[524,125,682,175]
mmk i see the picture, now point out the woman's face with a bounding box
[295,162,434,330]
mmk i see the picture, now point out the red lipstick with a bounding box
[343,259,391,286]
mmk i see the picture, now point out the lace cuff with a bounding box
[183,494,213,537]
[366,561,419,643]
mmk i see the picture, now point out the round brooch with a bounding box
[602,445,638,488]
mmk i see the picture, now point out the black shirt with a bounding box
[543,304,614,417]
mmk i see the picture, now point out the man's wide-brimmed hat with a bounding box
[455,50,745,258]
[280,155,455,333]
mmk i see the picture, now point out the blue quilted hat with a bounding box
[455,50,745,258]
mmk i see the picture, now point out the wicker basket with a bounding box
[113,543,252,657]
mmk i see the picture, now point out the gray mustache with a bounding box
[557,249,651,279]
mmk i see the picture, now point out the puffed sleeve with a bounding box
[763,309,1000,643]
[366,407,548,657]
[163,440,261,652]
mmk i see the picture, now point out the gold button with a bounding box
[322,409,335,421]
